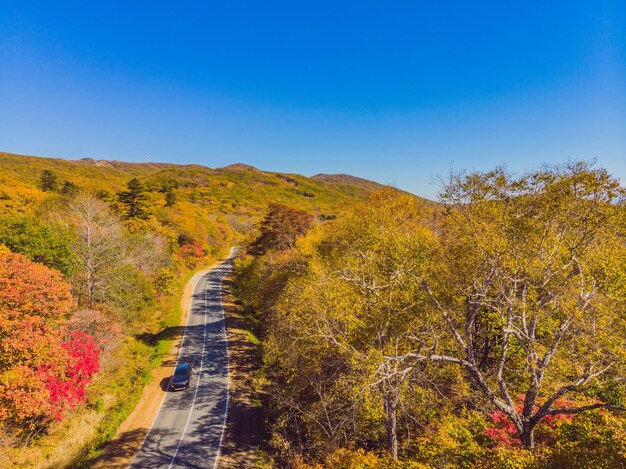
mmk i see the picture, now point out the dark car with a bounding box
[170,363,193,390]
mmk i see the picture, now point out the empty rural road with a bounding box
[131,249,236,469]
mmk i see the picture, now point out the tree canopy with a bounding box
[249,203,315,255]
[239,163,626,466]
[0,251,99,430]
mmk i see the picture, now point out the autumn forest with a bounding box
[1,153,626,468]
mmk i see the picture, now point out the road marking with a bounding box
[168,273,212,468]
[213,258,232,469]
[129,268,201,468]
[129,250,235,468]
[169,252,234,468]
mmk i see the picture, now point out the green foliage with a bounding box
[38,170,58,192]
[164,186,177,207]
[0,215,75,274]
[117,178,151,220]
[540,410,626,468]
[60,180,80,197]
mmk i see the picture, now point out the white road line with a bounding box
[168,274,212,468]
[213,259,231,469]
[129,269,200,468]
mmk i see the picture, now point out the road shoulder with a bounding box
[217,274,273,468]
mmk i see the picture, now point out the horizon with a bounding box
[1,2,625,199]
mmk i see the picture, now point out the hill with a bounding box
[312,172,387,192]
[0,151,438,467]
[0,152,400,225]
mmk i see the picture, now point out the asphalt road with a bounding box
[131,250,236,469]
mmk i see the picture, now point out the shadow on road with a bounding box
[218,281,270,466]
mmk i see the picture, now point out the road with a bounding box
[131,250,236,469]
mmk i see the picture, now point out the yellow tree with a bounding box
[265,189,436,459]
[414,162,626,449]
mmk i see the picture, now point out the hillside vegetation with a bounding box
[236,162,626,468]
[0,151,399,467]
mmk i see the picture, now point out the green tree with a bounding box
[0,215,74,275]
[59,180,80,197]
[164,186,177,207]
[38,170,58,192]
[117,178,150,220]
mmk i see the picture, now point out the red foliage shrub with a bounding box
[484,394,574,447]
[43,330,101,419]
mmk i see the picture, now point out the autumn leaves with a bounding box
[237,163,626,466]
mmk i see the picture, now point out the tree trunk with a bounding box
[520,425,535,450]
[383,393,398,459]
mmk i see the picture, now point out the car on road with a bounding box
[170,363,193,390]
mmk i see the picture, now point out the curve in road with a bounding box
[131,250,236,469]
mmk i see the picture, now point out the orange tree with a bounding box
[0,249,99,432]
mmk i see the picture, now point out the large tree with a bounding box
[413,162,626,449]
[37,170,58,192]
[62,193,124,305]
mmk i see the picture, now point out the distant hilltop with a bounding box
[0,152,435,210]
[312,173,387,192]
[220,163,259,171]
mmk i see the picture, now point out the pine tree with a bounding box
[60,180,80,197]
[164,186,177,207]
[38,170,58,192]
[117,178,150,220]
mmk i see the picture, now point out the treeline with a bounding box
[236,162,626,468]
[0,169,234,466]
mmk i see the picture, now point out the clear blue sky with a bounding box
[1,1,624,198]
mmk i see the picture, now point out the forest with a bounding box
[2,153,625,468]
[236,162,626,468]
[0,152,374,467]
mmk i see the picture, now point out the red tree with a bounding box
[0,251,100,427]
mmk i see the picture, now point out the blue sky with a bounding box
[1,1,624,198]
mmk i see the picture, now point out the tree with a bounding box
[61,193,124,305]
[59,180,80,197]
[164,186,177,207]
[263,190,436,459]
[0,215,75,275]
[117,178,150,220]
[38,170,58,192]
[44,330,100,420]
[0,251,73,426]
[249,203,315,255]
[413,163,626,449]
